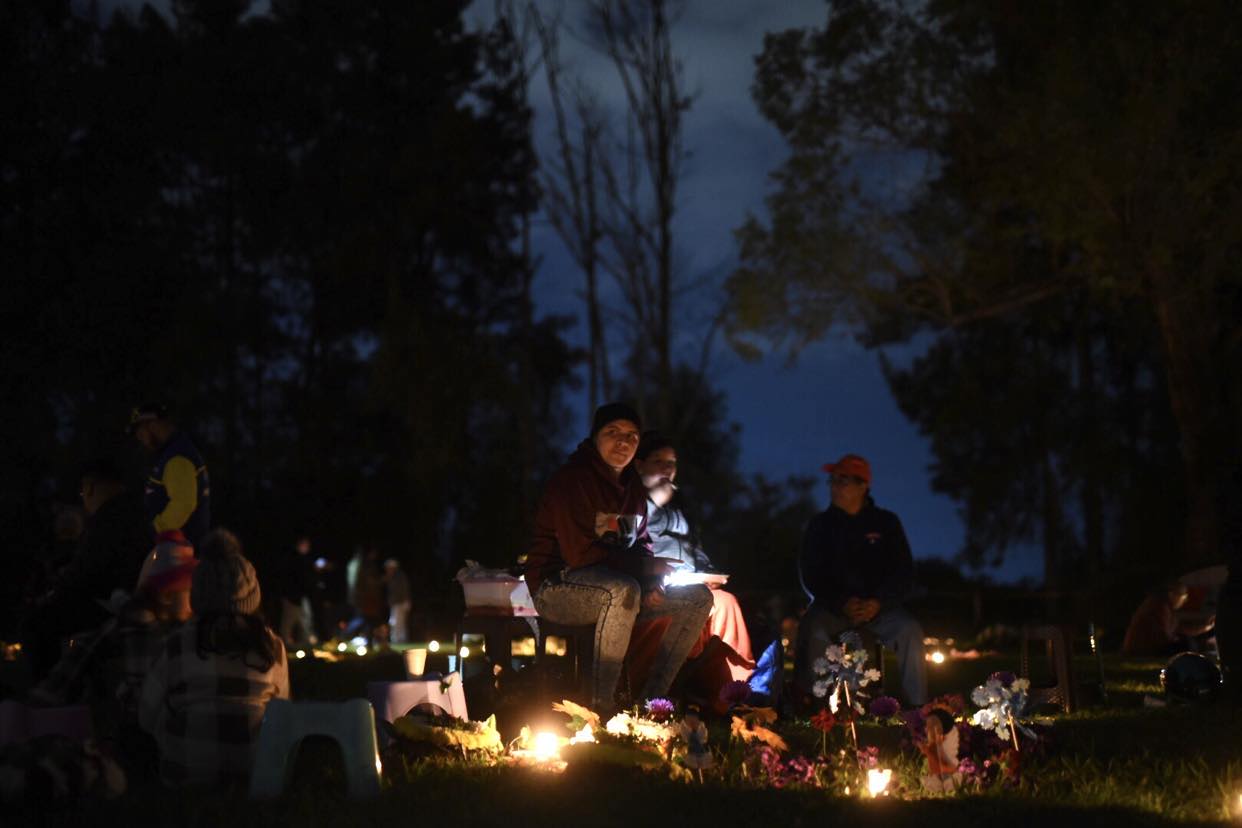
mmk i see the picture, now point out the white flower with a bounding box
[1011,678,1030,692]
[812,680,829,698]
[605,714,632,736]
[824,645,844,663]
[862,668,881,685]
[812,657,830,675]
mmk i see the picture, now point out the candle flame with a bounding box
[867,768,892,797]
[532,731,561,761]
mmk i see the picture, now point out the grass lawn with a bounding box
[12,648,1241,827]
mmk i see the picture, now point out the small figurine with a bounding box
[677,704,714,781]
[917,706,963,793]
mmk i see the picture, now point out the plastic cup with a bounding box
[403,647,427,678]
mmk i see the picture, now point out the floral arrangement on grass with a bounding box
[897,683,1049,793]
[543,698,682,772]
[970,671,1033,747]
[811,631,882,716]
[389,711,503,754]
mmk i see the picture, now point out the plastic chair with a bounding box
[249,699,382,799]
[535,619,595,700]
[0,700,94,746]
[1020,624,1078,713]
[454,614,540,677]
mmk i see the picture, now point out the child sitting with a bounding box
[139,528,289,788]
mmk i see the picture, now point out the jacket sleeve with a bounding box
[873,513,914,606]
[152,455,198,533]
[544,473,612,571]
[799,516,843,609]
[272,637,292,700]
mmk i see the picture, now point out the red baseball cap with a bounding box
[821,454,871,484]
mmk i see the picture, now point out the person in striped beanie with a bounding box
[139,528,289,788]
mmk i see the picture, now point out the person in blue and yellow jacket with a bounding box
[129,403,211,547]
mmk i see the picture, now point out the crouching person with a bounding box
[139,529,289,788]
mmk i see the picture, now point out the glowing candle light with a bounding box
[428,640,440,652]
[337,642,348,653]
[460,646,470,659]
[930,650,946,665]
[867,768,892,798]
[295,649,306,659]
[356,645,367,656]
[532,731,561,762]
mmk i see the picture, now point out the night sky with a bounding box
[475,0,1043,583]
[101,0,1042,582]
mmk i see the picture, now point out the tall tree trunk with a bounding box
[1040,449,1068,619]
[1076,304,1104,590]
[1149,266,1220,569]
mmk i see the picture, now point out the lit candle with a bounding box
[867,768,892,798]
[532,731,561,762]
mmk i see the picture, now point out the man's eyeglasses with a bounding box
[830,475,866,488]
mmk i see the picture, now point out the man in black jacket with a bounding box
[795,454,927,706]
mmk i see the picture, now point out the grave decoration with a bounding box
[810,630,882,748]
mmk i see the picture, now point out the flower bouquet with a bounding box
[811,631,882,746]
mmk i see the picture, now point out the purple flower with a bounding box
[644,697,675,720]
[868,695,901,718]
[756,745,823,788]
[900,708,926,741]
[988,670,1017,686]
[719,680,752,708]
[856,744,880,769]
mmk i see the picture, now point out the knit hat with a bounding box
[635,430,674,462]
[191,528,262,615]
[135,530,197,595]
[591,402,641,437]
[821,453,871,484]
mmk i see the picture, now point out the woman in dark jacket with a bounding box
[525,403,712,713]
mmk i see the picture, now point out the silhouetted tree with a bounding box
[729,0,1242,574]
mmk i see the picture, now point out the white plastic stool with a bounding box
[366,675,468,745]
[248,698,382,799]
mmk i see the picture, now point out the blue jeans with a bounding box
[796,602,927,706]
[533,565,712,709]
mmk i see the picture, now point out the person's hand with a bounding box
[640,557,678,578]
[642,588,666,610]
[649,479,676,507]
[843,597,866,624]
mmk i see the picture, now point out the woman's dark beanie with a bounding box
[636,431,674,461]
[591,402,641,436]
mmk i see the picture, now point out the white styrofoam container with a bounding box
[460,576,536,615]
